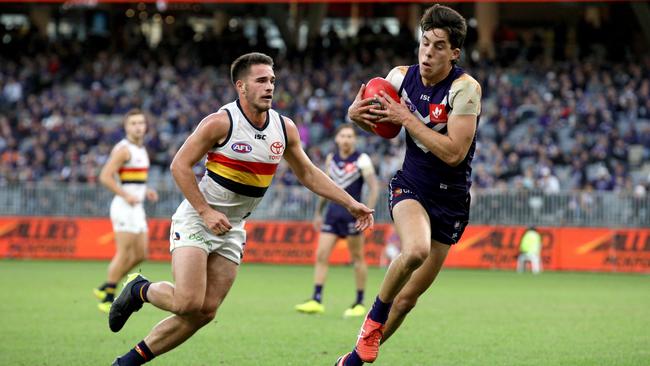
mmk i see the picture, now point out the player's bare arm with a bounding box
[348,84,379,132]
[282,117,374,231]
[170,111,233,235]
[373,77,480,167]
[99,145,139,205]
[360,158,380,210]
[312,152,334,229]
[145,187,159,202]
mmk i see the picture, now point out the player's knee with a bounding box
[174,297,204,316]
[194,308,217,327]
[128,257,143,270]
[393,296,417,315]
[315,250,330,265]
[183,307,215,329]
[134,251,146,264]
[351,253,365,265]
[401,246,428,269]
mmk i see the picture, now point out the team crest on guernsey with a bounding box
[270,141,284,155]
[429,103,448,123]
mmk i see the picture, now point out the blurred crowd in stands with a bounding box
[1,23,649,203]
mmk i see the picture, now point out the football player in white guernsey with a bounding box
[296,123,379,318]
[94,109,158,314]
[108,53,374,366]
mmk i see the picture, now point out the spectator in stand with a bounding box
[539,167,560,194]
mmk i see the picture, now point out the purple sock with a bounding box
[368,296,392,324]
[344,350,364,366]
[355,289,364,305]
[313,284,323,303]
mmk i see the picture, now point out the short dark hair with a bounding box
[123,108,145,125]
[335,123,356,136]
[420,4,467,50]
[230,52,274,85]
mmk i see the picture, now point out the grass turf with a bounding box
[0,260,648,365]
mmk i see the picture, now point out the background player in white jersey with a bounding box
[107,53,374,366]
[296,123,378,317]
[94,109,158,313]
[336,4,481,365]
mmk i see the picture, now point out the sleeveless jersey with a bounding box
[205,100,287,198]
[326,151,371,216]
[115,138,149,202]
[386,65,481,192]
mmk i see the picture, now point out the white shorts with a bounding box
[110,197,148,234]
[169,178,262,265]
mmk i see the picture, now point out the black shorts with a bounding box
[388,172,470,245]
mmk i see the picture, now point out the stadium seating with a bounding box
[1,29,648,200]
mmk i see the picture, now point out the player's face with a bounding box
[335,127,356,154]
[241,64,275,112]
[124,114,147,140]
[418,28,460,83]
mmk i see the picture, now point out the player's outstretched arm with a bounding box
[282,117,374,231]
[359,154,380,210]
[312,153,333,229]
[145,187,159,203]
[99,145,139,205]
[170,111,233,235]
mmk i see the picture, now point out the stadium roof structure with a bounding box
[0,0,642,3]
[1,0,647,53]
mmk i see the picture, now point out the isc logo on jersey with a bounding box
[231,142,252,153]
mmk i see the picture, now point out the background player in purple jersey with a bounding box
[335,4,481,365]
[296,123,379,318]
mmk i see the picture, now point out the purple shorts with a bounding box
[322,208,360,237]
[388,172,470,245]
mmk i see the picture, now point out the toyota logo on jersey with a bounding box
[270,141,285,155]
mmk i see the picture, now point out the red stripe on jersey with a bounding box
[118,167,148,173]
[207,152,278,175]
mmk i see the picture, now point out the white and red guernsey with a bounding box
[205,100,287,198]
[115,138,150,202]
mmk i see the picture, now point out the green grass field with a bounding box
[0,260,648,366]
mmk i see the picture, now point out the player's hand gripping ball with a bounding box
[363,77,403,139]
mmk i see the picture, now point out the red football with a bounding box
[362,77,403,139]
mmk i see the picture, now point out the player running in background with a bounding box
[94,109,158,313]
[336,4,481,365]
[107,52,374,366]
[295,123,379,317]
